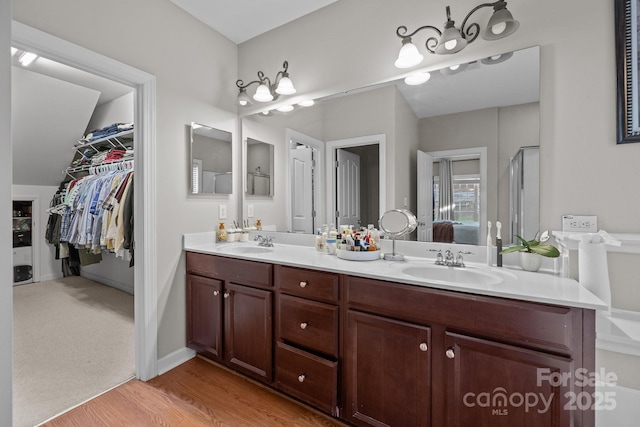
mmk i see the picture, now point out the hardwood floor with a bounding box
[43,356,347,426]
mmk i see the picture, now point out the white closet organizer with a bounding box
[65,129,134,178]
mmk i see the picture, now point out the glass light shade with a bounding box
[237,89,252,106]
[253,83,274,102]
[435,25,467,54]
[404,72,431,86]
[394,40,424,69]
[275,76,296,95]
[482,6,519,41]
[439,62,468,75]
[276,105,294,112]
[298,99,315,107]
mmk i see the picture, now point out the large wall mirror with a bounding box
[240,46,540,245]
[190,122,233,195]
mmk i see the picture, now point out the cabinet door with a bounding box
[186,274,223,361]
[225,282,273,384]
[345,310,431,427]
[444,332,574,427]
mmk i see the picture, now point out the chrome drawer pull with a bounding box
[299,281,308,288]
[213,290,219,296]
[300,322,308,330]
[298,374,306,383]
[446,348,455,359]
[419,343,428,352]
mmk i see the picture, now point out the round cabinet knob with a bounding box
[223,292,230,299]
[299,281,308,288]
[213,290,219,296]
[298,374,306,383]
[419,343,428,352]
[446,348,455,359]
[300,322,308,330]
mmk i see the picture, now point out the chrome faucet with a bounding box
[432,248,470,268]
[255,234,274,247]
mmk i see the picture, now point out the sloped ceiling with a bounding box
[12,67,100,186]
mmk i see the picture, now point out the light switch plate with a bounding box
[562,215,597,232]
[218,204,227,220]
[247,204,254,218]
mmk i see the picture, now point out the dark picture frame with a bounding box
[616,0,640,143]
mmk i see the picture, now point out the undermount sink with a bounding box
[218,245,274,254]
[400,265,504,286]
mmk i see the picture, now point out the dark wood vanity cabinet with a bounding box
[344,275,595,427]
[274,265,340,415]
[186,252,274,384]
[186,252,595,427]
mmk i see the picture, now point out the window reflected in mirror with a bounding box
[190,123,233,195]
[246,138,274,197]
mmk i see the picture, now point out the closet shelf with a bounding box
[72,129,134,154]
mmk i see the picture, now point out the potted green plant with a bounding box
[500,231,560,272]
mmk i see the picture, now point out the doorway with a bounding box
[326,134,386,230]
[10,20,157,422]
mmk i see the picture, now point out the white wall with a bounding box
[12,0,239,364]
[86,92,134,133]
[1,0,13,423]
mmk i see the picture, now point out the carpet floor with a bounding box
[13,276,135,427]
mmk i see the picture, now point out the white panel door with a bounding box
[290,145,314,233]
[336,148,360,228]
[417,150,434,241]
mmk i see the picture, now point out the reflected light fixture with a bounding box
[394,1,519,68]
[236,60,296,106]
[404,72,431,86]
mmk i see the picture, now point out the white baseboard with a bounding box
[157,347,196,376]
[80,271,134,295]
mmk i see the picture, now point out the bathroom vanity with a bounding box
[184,234,605,427]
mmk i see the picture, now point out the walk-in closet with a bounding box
[11,49,137,427]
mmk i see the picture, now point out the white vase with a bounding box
[519,251,542,272]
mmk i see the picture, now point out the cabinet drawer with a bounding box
[276,265,339,303]
[278,294,339,357]
[276,341,338,415]
[186,251,272,288]
[346,275,580,355]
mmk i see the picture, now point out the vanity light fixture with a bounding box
[276,104,295,113]
[404,71,432,85]
[480,51,513,65]
[440,62,470,75]
[236,60,296,106]
[394,0,519,68]
[298,99,315,107]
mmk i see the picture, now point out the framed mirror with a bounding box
[190,122,233,195]
[245,138,274,197]
[239,46,540,244]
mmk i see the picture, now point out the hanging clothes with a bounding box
[46,165,134,268]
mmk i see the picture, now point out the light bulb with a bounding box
[444,39,458,51]
[491,22,507,35]
[298,100,315,107]
[449,64,460,71]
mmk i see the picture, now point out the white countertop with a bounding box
[184,232,607,311]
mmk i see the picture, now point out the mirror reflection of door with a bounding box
[336,148,360,228]
[417,150,434,241]
[290,144,315,233]
[417,147,487,245]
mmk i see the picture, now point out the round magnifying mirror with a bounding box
[379,209,417,260]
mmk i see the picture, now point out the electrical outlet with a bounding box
[218,204,227,220]
[247,204,254,218]
[561,215,597,233]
